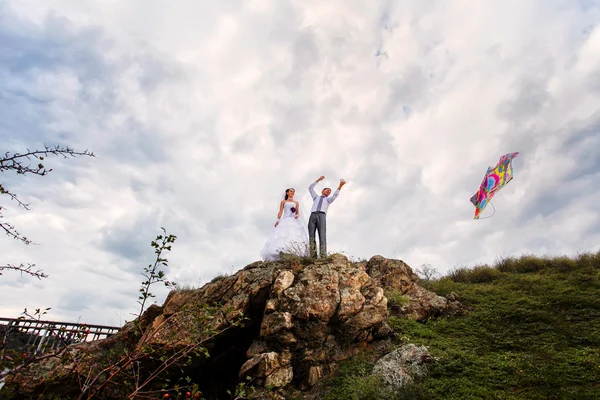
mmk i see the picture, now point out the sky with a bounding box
[1,0,600,326]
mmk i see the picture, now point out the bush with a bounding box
[421,277,458,297]
[512,255,546,273]
[210,272,229,283]
[494,256,519,273]
[574,251,600,270]
[385,290,410,308]
[495,253,599,274]
[448,265,501,283]
[546,255,578,272]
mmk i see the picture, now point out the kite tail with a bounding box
[476,202,496,219]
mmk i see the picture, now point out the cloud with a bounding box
[1,0,600,326]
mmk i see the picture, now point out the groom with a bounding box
[308,176,346,258]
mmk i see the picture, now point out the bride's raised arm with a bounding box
[295,201,300,219]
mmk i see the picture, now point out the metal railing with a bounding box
[0,317,121,355]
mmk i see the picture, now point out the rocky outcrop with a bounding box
[367,256,464,320]
[2,254,461,399]
[239,254,390,390]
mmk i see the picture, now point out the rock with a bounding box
[260,312,293,336]
[371,344,433,389]
[239,352,281,378]
[402,284,465,320]
[272,270,295,295]
[239,352,293,388]
[246,340,267,357]
[307,363,337,387]
[276,331,298,344]
[367,256,465,320]
[265,366,293,387]
[281,265,341,321]
[367,256,418,293]
[3,255,461,398]
[265,298,279,312]
[446,291,459,301]
[337,286,366,321]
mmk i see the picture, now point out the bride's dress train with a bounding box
[260,201,309,261]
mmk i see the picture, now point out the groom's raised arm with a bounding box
[327,179,345,203]
[327,189,340,203]
[309,176,324,199]
[308,181,318,199]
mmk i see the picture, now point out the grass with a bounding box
[321,252,600,399]
[210,272,229,283]
[168,279,203,293]
[385,289,410,308]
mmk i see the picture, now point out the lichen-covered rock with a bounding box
[260,311,293,336]
[239,351,294,388]
[281,265,341,321]
[371,344,433,389]
[249,255,392,388]
[272,270,295,295]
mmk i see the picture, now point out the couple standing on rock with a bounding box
[260,176,347,261]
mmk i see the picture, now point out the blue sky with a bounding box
[1,0,600,326]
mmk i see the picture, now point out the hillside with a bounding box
[2,252,599,399]
[319,252,600,399]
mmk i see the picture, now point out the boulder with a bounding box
[371,344,433,389]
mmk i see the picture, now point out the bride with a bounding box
[260,188,310,261]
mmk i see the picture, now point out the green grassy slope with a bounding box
[322,252,600,400]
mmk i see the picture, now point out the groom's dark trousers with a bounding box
[308,211,326,258]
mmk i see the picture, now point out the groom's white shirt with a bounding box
[308,181,340,214]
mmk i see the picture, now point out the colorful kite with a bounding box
[470,152,519,219]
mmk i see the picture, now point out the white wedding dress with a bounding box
[260,201,310,261]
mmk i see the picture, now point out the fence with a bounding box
[0,317,121,355]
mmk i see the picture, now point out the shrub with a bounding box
[421,277,458,297]
[574,251,600,269]
[547,255,578,272]
[513,254,547,273]
[448,264,501,283]
[210,272,229,283]
[385,290,410,308]
[495,253,597,274]
[495,256,519,273]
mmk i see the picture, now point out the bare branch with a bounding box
[0,263,48,279]
[0,144,94,256]
[0,220,33,245]
[0,144,95,177]
[0,184,31,210]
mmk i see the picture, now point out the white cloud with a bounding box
[1,0,600,325]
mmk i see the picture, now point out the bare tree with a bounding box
[416,263,440,281]
[0,144,95,278]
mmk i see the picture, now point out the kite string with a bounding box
[478,202,496,219]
